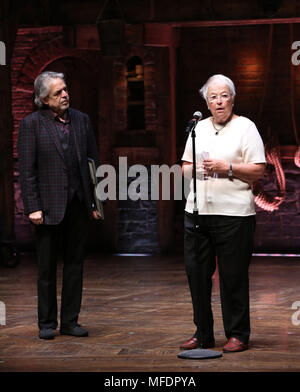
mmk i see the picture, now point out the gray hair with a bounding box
[199,74,236,101]
[34,71,65,108]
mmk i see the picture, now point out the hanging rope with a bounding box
[252,24,286,212]
[253,144,286,212]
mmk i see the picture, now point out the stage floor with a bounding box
[1,252,300,372]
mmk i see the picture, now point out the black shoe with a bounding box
[39,328,55,340]
[60,324,88,337]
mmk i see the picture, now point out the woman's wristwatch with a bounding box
[228,162,233,178]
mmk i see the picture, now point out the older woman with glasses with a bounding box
[180,74,266,353]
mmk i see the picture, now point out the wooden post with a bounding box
[169,28,180,166]
[144,24,180,252]
[0,1,21,244]
[144,24,180,165]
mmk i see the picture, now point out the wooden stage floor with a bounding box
[1,252,300,373]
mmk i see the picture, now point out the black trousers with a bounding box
[184,212,256,344]
[35,195,89,330]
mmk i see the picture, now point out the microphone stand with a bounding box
[179,117,222,361]
[190,121,198,221]
[184,111,202,225]
[186,119,200,231]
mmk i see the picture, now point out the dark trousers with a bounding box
[184,212,256,344]
[35,195,89,330]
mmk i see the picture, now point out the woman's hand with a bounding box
[182,162,207,179]
[183,160,265,184]
[203,159,265,183]
[203,159,229,174]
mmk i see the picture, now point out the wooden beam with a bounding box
[145,17,300,36]
[171,17,300,27]
[144,23,180,47]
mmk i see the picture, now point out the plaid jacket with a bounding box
[17,108,100,225]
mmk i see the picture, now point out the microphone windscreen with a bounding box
[193,111,202,120]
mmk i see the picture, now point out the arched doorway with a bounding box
[43,57,98,132]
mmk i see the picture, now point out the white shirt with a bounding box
[181,116,266,216]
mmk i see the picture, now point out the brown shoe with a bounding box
[223,337,248,353]
[180,336,215,350]
[180,336,198,350]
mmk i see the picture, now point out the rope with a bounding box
[294,146,300,167]
[253,146,286,212]
[252,24,286,212]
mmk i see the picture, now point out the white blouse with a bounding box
[181,116,266,216]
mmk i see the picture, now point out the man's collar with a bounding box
[40,107,70,123]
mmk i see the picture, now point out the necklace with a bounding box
[212,113,234,135]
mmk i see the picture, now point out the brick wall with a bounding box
[112,40,161,253]
[117,170,159,254]
[12,27,65,248]
[177,23,300,146]
[11,23,300,254]
[176,24,300,253]
[11,26,102,249]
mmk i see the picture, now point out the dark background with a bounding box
[1,0,300,258]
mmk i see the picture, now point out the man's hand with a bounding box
[92,210,101,220]
[29,210,43,225]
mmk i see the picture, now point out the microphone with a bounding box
[185,111,202,133]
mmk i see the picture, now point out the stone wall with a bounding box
[117,170,159,254]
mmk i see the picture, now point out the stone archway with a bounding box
[43,56,98,132]
[12,27,100,156]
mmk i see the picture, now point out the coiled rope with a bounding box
[253,145,286,212]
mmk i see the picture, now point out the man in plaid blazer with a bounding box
[18,71,101,339]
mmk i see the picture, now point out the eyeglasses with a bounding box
[207,93,231,103]
[50,87,68,99]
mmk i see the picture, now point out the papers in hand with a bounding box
[88,158,104,220]
[196,151,210,180]
[196,151,209,162]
